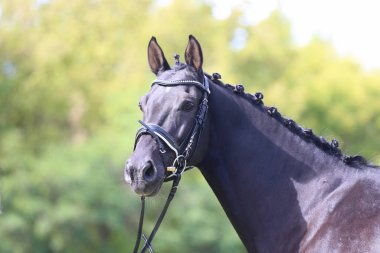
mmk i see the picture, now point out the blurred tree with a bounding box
[231,11,295,87]
[266,38,380,158]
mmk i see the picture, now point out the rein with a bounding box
[132,75,210,253]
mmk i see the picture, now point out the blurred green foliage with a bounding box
[0,0,379,252]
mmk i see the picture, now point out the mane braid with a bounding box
[205,73,379,169]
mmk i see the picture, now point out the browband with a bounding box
[152,76,210,94]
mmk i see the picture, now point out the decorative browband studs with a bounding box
[212,72,222,81]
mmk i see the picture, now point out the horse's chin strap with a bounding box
[132,75,209,253]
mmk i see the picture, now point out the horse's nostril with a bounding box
[143,162,156,181]
[126,164,135,184]
[130,169,135,182]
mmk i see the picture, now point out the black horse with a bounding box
[125,35,380,253]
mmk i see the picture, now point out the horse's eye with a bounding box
[138,102,143,111]
[181,101,194,112]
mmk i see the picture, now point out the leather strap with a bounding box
[152,77,210,94]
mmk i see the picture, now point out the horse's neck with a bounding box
[198,82,345,252]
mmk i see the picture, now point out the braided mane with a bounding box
[205,73,378,168]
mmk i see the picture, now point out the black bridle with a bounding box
[132,75,210,253]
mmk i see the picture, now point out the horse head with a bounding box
[125,35,208,196]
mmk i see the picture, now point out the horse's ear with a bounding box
[147,36,170,75]
[184,35,203,72]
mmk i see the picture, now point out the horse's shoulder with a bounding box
[301,174,380,252]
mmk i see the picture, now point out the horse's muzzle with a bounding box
[125,158,162,196]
